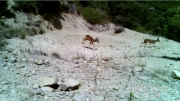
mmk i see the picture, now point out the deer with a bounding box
[82,35,99,49]
[140,38,160,47]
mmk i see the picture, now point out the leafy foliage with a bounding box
[80,7,104,25]
[75,1,180,42]
[0,1,15,18]
[12,1,39,14]
[152,6,180,41]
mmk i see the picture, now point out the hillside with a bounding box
[0,10,180,101]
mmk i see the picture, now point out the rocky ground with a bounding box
[0,13,180,101]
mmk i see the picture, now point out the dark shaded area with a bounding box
[38,1,69,29]
[0,1,15,18]
[158,56,180,61]
[67,85,80,91]
[12,1,69,30]
[45,84,59,89]
[12,1,39,14]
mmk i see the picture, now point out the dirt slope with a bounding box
[1,13,180,101]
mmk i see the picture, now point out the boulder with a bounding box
[114,26,125,34]
[65,78,81,91]
[38,76,58,87]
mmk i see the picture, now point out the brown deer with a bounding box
[82,35,99,49]
[140,38,160,47]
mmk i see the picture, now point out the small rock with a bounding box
[34,60,43,65]
[171,70,180,80]
[65,92,69,96]
[112,85,119,91]
[69,92,75,98]
[134,66,143,72]
[33,84,39,89]
[34,88,45,96]
[38,76,58,87]
[41,86,54,92]
[59,84,68,91]
[102,60,106,64]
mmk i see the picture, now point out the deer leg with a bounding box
[89,42,91,48]
[82,38,85,44]
[144,43,147,47]
[139,43,143,47]
[92,42,96,49]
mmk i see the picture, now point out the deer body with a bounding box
[140,38,160,47]
[82,35,99,49]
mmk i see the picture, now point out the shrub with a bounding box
[19,33,26,39]
[0,37,8,50]
[80,7,104,25]
[151,7,180,42]
[0,1,15,18]
[114,26,125,34]
[12,1,39,14]
[38,1,69,29]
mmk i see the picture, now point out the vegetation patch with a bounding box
[80,7,105,25]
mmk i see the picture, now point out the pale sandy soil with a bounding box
[1,13,180,101]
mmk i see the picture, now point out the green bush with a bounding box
[80,7,104,25]
[12,1,39,14]
[19,33,26,39]
[151,7,180,41]
[0,1,15,18]
[0,37,8,50]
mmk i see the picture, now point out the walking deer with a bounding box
[140,38,160,47]
[82,35,99,49]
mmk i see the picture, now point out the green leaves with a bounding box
[80,7,104,25]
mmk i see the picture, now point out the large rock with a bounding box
[114,26,125,34]
[65,78,81,91]
[38,76,58,87]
